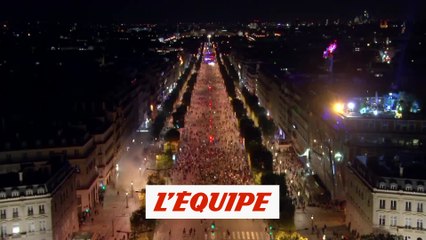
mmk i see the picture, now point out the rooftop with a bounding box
[0,157,74,197]
[351,150,426,192]
[0,119,91,152]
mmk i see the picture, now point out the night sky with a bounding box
[1,0,426,22]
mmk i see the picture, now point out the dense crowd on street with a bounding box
[172,46,252,185]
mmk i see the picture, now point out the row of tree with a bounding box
[150,56,197,139]
[166,50,203,141]
[132,51,204,240]
[222,57,277,138]
[217,55,273,174]
[217,51,295,232]
[172,72,198,130]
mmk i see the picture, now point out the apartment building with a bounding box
[346,155,426,240]
[0,158,77,240]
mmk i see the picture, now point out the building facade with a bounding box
[0,158,77,240]
[346,158,426,239]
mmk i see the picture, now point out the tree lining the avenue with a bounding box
[222,56,277,138]
[150,54,197,139]
[172,72,198,129]
[217,47,295,230]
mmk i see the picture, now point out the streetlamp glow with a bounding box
[334,152,343,162]
[333,102,344,113]
[347,102,355,111]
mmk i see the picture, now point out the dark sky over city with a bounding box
[1,0,426,23]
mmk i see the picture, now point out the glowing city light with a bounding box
[323,40,337,59]
[380,50,391,64]
[347,102,355,111]
[334,152,343,162]
[333,102,344,113]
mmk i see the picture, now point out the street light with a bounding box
[125,192,129,208]
[130,181,134,197]
[333,102,344,113]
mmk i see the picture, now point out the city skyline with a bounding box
[1,3,426,239]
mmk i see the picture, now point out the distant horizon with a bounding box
[1,17,425,25]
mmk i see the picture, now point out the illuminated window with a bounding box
[413,139,419,146]
[12,225,19,234]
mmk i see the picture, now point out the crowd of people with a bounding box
[272,146,306,206]
[172,47,252,186]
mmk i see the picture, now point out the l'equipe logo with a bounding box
[146,185,279,219]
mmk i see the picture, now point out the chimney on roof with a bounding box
[18,172,23,183]
[399,166,404,177]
